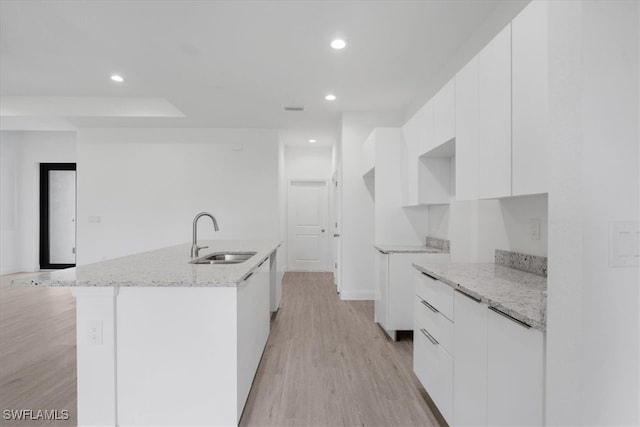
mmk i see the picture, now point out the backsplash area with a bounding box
[426,236,450,253]
[495,249,547,277]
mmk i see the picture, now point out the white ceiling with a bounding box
[0,0,501,146]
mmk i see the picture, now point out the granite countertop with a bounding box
[12,240,281,288]
[375,244,446,254]
[412,262,547,332]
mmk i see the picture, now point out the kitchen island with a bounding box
[14,240,281,427]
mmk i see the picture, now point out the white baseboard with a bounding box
[0,266,19,275]
[339,290,377,301]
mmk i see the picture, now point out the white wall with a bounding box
[0,130,77,274]
[340,111,404,300]
[284,146,333,180]
[0,131,22,274]
[76,128,280,265]
[428,195,548,262]
[546,1,640,425]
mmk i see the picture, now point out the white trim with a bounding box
[0,267,19,275]
[339,290,377,301]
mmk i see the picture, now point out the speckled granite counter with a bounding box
[375,244,447,254]
[12,240,280,288]
[412,262,547,331]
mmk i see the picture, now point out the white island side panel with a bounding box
[116,287,238,426]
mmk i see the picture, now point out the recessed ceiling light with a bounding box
[325,94,336,101]
[331,39,346,50]
[110,74,124,83]
[309,139,317,143]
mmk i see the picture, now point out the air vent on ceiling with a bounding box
[283,105,305,112]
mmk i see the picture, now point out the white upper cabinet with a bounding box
[433,78,456,148]
[455,54,479,201]
[402,100,435,206]
[416,99,435,156]
[401,114,420,206]
[361,132,376,177]
[478,24,512,200]
[512,0,549,196]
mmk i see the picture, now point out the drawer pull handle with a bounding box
[243,272,254,282]
[420,328,439,345]
[456,289,481,303]
[421,271,438,281]
[420,299,439,313]
[489,306,531,329]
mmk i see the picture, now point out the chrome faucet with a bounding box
[191,212,219,258]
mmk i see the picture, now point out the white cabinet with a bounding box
[512,0,549,196]
[236,259,271,416]
[478,24,512,199]
[433,78,456,147]
[376,251,449,340]
[455,55,479,201]
[374,128,427,244]
[414,271,454,424]
[453,290,488,426]
[487,307,544,426]
[402,100,435,206]
[455,24,512,200]
[374,249,390,330]
[361,132,375,177]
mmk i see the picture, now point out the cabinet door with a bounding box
[455,54,479,201]
[478,24,512,199]
[401,117,420,206]
[374,250,389,328]
[434,78,456,147]
[512,0,548,196]
[417,99,435,156]
[487,308,544,426]
[453,291,488,427]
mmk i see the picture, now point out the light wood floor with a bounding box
[240,272,443,426]
[0,272,77,426]
[0,272,442,427]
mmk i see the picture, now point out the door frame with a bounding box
[286,178,331,272]
[39,163,77,269]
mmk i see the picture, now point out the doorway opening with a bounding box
[39,163,76,269]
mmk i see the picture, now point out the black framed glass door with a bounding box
[40,163,76,269]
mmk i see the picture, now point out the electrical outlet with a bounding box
[609,221,640,267]
[528,219,541,240]
[88,320,102,345]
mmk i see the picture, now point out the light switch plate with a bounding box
[528,218,541,240]
[609,221,640,267]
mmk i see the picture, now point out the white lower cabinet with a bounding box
[453,290,488,426]
[413,272,546,427]
[413,272,454,424]
[487,307,544,426]
[376,251,449,340]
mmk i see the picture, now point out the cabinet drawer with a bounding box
[415,296,454,356]
[415,271,454,321]
[414,324,454,424]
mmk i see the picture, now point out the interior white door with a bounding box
[332,175,341,291]
[288,180,329,271]
[49,170,76,264]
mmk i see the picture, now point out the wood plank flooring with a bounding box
[0,272,77,426]
[240,272,443,427]
[0,271,442,427]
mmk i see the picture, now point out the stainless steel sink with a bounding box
[190,252,257,265]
